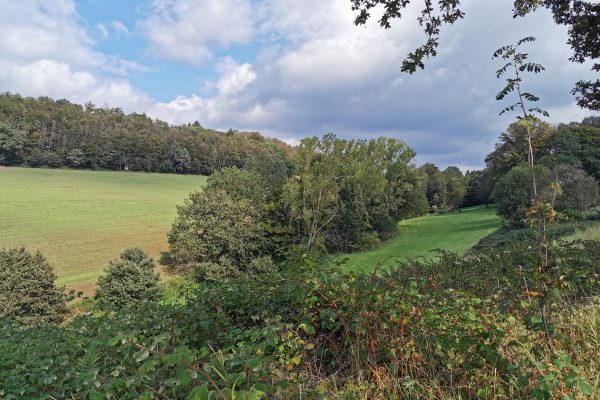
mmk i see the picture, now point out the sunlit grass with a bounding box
[334,205,501,273]
[563,223,600,242]
[0,166,206,292]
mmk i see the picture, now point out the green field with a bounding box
[0,167,206,291]
[564,223,600,242]
[334,206,501,272]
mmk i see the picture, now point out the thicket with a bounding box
[1,237,598,399]
[0,92,292,175]
[283,134,430,252]
[167,134,435,275]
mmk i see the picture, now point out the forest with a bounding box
[0,93,292,175]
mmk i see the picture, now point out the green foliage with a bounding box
[284,134,425,252]
[66,148,88,168]
[168,189,269,278]
[0,122,22,165]
[244,145,293,194]
[165,141,192,173]
[551,164,600,213]
[1,239,598,399]
[463,169,493,206]
[443,166,468,209]
[206,167,269,204]
[485,120,554,181]
[551,122,600,181]
[493,165,538,225]
[0,247,68,325]
[95,249,161,310]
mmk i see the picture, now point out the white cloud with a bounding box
[0,59,151,110]
[148,57,275,127]
[0,0,100,68]
[112,20,129,35]
[140,0,253,65]
[96,23,109,38]
[0,0,154,112]
[3,0,596,169]
[215,57,257,96]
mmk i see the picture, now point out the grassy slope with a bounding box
[563,222,600,242]
[0,167,206,291]
[335,205,501,273]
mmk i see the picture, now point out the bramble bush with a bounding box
[1,239,598,399]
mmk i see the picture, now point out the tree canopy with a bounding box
[0,93,292,175]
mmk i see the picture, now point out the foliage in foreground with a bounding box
[1,238,598,399]
[0,247,68,325]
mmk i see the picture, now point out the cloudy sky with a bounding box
[0,0,596,169]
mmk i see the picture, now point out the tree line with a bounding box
[0,92,292,175]
[166,134,481,281]
[467,117,600,224]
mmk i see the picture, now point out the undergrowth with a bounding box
[0,239,598,399]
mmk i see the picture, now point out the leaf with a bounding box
[134,349,150,363]
[517,36,537,45]
[527,291,545,297]
[89,391,104,400]
[577,380,594,395]
[246,388,265,400]
[188,385,212,400]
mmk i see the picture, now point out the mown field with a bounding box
[335,205,501,272]
[0,167,205,291]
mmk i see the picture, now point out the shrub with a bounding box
[551,164,600,213]
[167,190,268,274]
[1,240,598,399]
[65,148,87,168]
[191,256,278,282]
[206,166,269,203]
[493,165,533,225]
[95,248,160,309]
[0,247,68,325]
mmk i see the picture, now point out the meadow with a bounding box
[0,167,205,291]
[335,205,501,272]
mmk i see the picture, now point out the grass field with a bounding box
[564,222,600,242]
[0,167,206,292]
[334,205,501,273]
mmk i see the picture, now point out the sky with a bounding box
[0,0,597,170]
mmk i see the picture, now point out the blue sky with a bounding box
[0,0,596,169]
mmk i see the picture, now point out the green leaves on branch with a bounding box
[494,36,549,119]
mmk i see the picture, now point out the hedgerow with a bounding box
[1,239,598,399]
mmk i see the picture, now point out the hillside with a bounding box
[0,166,205,292]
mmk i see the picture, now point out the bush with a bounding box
[1,239,599,399]
[493,165,534,225]
[191,256,278,282]
[95,248,160,310]
[168,190,268,274]
[0,247,68,325]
